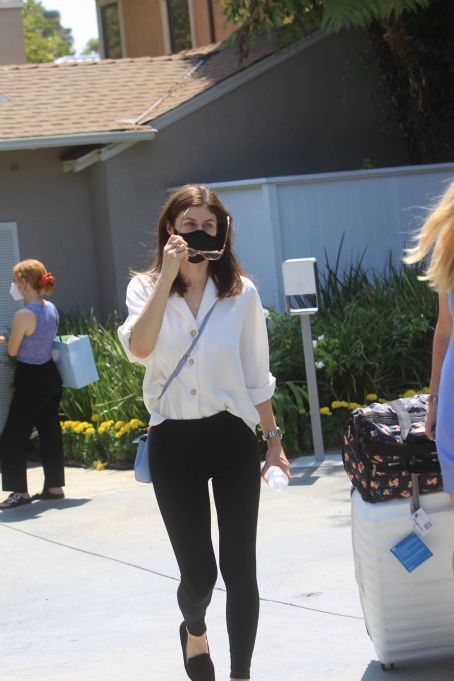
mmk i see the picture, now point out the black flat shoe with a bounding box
[179,622,215,681]
[0,493,32,509]
[32,490,65,500]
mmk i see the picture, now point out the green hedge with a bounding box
[58,258,436,464]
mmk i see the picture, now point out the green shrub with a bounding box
[57,255,436,461]
[268,256,436,453]
[58,311,147,423]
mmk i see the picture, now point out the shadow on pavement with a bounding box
[289,465,342,486]
[0,497,91,523]
[361,657,454,680]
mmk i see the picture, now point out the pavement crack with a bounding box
[0,522,363,621]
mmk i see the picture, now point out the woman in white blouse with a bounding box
[118,185,289,681]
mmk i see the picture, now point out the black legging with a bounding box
[149,410,261,680]
[1,360,64,493]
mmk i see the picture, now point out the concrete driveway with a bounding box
[1,455,453,681]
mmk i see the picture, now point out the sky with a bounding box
[41,0,99,55]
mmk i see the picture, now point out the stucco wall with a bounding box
[0,149,99,314]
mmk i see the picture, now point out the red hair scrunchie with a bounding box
[38,272,55,288]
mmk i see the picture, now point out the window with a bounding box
[167,0,192,53]
[101,2,122,59]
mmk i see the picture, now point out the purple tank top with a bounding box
[17,301,59,365]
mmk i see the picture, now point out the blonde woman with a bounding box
[404,180,454,529]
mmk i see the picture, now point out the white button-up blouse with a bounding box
[117,274,276,432]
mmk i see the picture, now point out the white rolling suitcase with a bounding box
[351,481,454,670]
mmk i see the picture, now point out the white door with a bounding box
[0,223,20,432]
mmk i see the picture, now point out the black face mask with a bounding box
[181,230,220,263]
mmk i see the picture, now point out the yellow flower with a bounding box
[91,414,101,423]
[101,420,114,428]
[73,423,84,433]
[129,418,144,429]
[348,402,364,410]
[85,427,96,436]
[320,407,332,416]
[95,461,106,471]
[115,431,123,439]
[331,400,343,410]
[115,420,126,430]
[401,389,417,398]
[366,393,377,401]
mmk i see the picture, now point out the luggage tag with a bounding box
[412,507,433,537]
[390,532,433,572]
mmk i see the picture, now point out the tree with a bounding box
[23,0,74,63]
[81,38,100,57]
[221,0,449,164]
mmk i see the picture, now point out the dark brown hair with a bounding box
[137,185,244,298]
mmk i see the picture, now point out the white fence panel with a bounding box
[209,163,454,310]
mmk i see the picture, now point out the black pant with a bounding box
[1,360,64,493]
[149,411,261,680]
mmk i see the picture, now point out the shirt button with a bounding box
[189,358,195,365]
[191,329,197,337]
[191,388,197,395]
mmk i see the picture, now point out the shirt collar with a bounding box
[168,276,218,325]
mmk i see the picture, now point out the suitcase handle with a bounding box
[389,399,412,442]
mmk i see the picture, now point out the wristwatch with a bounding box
[262,427,282,441]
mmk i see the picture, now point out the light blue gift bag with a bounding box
[52,335,99,389]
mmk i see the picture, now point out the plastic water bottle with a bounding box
[264,466,289,490]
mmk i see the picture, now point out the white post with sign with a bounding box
[281,258,325,462]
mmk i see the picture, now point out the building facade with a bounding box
[96,0,234,59]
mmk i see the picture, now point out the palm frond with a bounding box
[322,0,429,33]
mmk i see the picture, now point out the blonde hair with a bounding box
[403,179,454,291]
[13,259,56,296]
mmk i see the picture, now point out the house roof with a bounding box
[0,33,312,150]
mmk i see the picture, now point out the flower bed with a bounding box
[61,417,147,468]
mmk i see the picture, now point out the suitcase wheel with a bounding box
[381,663,395,671]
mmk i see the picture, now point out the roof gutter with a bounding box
[62,140,146,173]
[0,128,156,151]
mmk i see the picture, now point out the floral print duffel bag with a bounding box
[342,394,442,503]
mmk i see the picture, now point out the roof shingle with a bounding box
[0,37,282,143]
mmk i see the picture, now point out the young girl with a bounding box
[404,179,454,550]
[118,185,290,681]
[0,259,65,509]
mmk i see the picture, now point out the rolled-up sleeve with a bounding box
[240,283,276,405]
[117,275,153,365]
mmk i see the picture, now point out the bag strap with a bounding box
[159,300,218,400]
[389,399,412,442]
